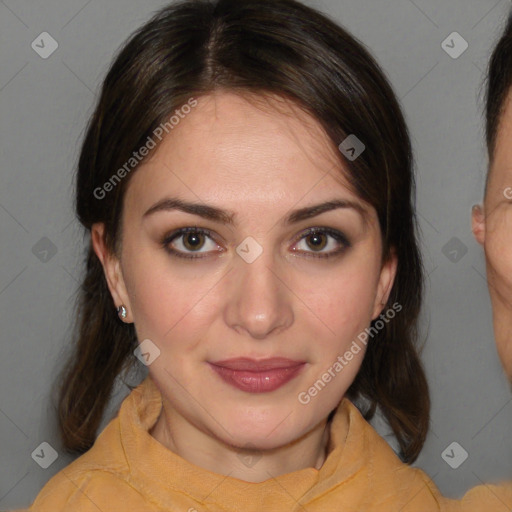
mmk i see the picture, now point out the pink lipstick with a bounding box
[208,357,306,393]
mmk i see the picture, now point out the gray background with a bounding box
[1,0,512,509]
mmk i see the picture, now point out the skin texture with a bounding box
[92,91,397,483]
[472,90,512,380]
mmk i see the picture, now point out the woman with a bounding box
[15,0,504,510]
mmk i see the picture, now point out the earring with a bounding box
[117,305,128,321]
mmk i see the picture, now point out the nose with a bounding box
[224,244,294,340]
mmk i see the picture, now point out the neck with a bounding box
[150,398,332,482]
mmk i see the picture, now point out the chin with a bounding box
[215,409,308,450]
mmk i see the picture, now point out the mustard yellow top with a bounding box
[15,377,512,512]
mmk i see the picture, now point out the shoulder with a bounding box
[340,399,459,510]
[23,407,153,511]
[457,482,512,511]
[348,404,512,511]
[22,378,164,511]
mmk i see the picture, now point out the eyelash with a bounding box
[161,226,351,260]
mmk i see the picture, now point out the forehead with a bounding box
[160,91,341,173]
[124,91,357,208]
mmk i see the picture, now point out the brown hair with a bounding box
[486,11,512,168]
[58,0,429,463]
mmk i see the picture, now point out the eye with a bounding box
[162,226,350,260]
[162,227,222,259]
[291,227,350,258]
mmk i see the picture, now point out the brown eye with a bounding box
[305,232,328,251]
[183,231,206,251]
[163,227,222,259]
[292,227,350,259]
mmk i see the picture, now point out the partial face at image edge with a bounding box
[473,89,512,381]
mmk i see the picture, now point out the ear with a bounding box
[91,223,133,323]
[471,204,486,246]
[372,249,398,320]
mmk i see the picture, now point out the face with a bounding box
[93,91,396,451]
[472,89,512,379]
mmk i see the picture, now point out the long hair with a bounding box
[58,0,428,463]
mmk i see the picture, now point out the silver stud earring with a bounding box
[117,305,128,321]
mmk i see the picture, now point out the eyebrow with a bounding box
[142,197,367,225]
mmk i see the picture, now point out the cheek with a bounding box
[485,210,512,295]
[291,251,381,341]
[496,340,512,378]
[122,249,222,343]
[308,275,375,329]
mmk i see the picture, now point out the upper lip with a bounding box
[209,357,306,371]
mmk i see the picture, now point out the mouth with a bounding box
[208,357,306,393]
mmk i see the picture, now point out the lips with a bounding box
[211,357,305,371]
[208,358,306,393]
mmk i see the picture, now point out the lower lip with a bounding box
[208,363,305,393]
